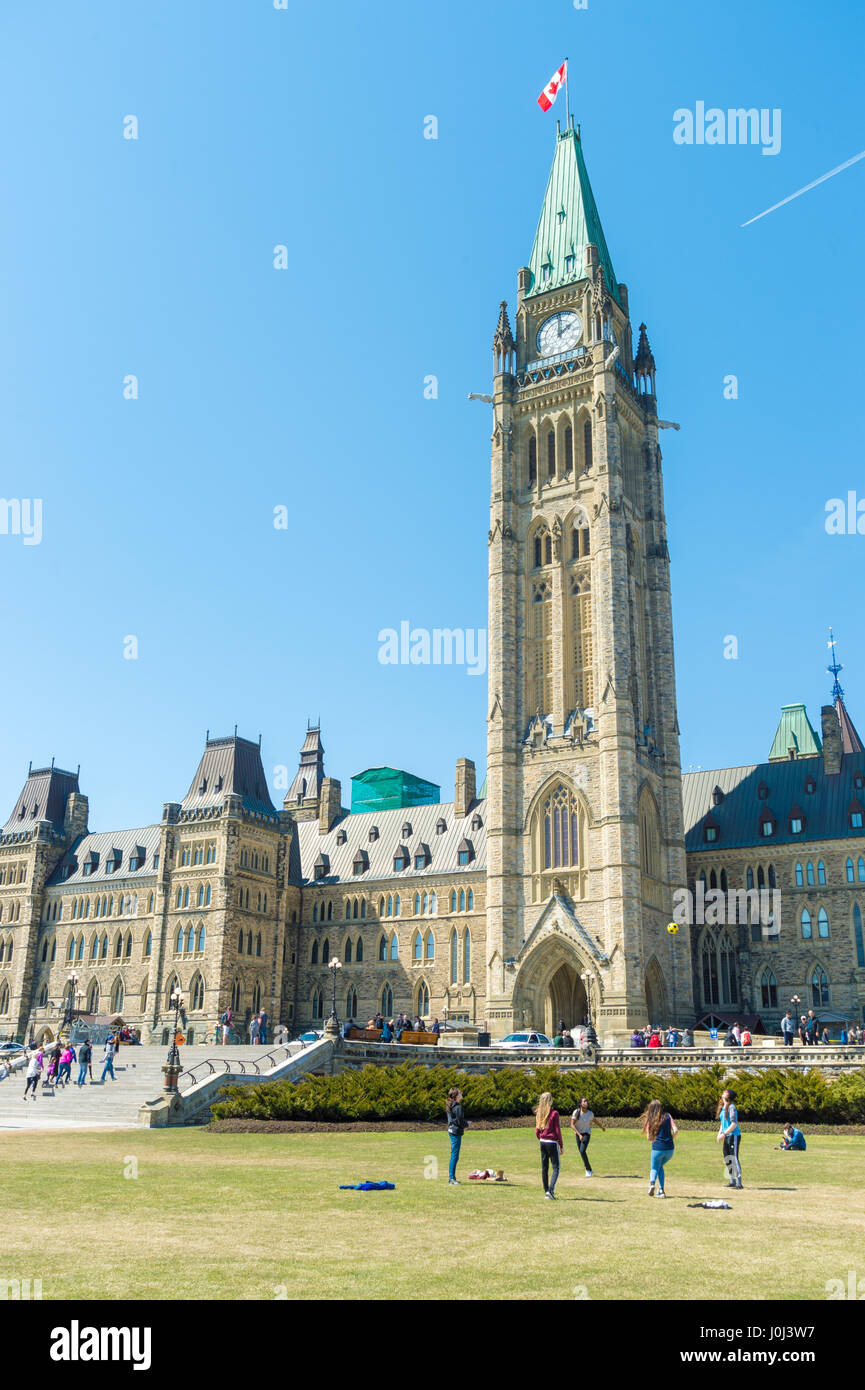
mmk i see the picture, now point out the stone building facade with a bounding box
[2,125,863,1045]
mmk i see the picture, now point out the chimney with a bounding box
[63,792,89,840]
[319,777,341,835]
[454,758,476,820]
[821,705,842,776]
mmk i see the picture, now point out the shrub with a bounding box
[210,1062,865,1125]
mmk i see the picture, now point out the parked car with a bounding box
[0,1042,26,1057]
[295,1030,324,1045]
[497,1031,553,1049]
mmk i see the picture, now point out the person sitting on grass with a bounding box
[778,1122,806,1151]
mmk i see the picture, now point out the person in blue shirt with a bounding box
[779,1123,807,1151]
[716,1087,743,1188]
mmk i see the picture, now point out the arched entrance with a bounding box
[512,936,589,1036]
[644,958,669,1028]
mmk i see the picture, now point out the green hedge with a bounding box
[210,1062,865,1125]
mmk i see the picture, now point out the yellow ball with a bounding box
[667,921,679,935]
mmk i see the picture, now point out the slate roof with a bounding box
[683,752,865,853]
[287,727,325,804]
[836,697,864,754]
[294,800,486,886]
[182,735,276,817]
[527,126,621,305]
[47,826,161,887]
[3,765,80,834]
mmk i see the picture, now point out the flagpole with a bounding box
[565,57,570,129]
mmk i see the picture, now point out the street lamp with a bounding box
[162,987,185,1093]
[580,970,598,1045]
[325,956,342,1038]
[791,993,801,1043]
[63,972,79,1036]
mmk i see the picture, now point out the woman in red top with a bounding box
[535,1091,564,1200]
[647,1030,661,1048]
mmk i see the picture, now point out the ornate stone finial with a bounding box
[635,323,655,374]
[493,299,514,350]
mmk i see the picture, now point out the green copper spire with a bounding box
[527,123,620,303]
[768,704,822,762]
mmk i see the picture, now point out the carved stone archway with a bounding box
[511,934,590,1037]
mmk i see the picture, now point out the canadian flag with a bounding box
[538,61,567,112]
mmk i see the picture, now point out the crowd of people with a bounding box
[630,1014,865,1048]
[21,1034,120,1097]
[345,1013,441,1042]
[630,1024,695,1048]
[445,1085,810,1197]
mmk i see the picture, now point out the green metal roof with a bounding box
[768,704,822,762]
[350,767,440,815]
[527,125,620,304]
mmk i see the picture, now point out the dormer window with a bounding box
[336,830,347,846]
[353,849,369,875]
[401,822,413,839]
[704,826,718,843]
[199,778,207,795]
[471,814,483,831]
[760,811,775,837]
[805,776,816,795]
[369,826,379,842]
[790,818,803,834]
[393,847,409,872]
[216,775,224,792]
[855,773,865,791]
[414,844,431,870]
[850,801,864,830]
[436,818,447,836]
[313,854,330,881]
[541,261,552,283]
[564,254,575,273]
[457,837,474,866]
[711,786,724,806]
[757,782,769,801]
[129,848,146,871]
[105,850,122,874]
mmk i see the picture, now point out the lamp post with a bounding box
[791,993,801,1044]
[162,987,185,1093]
[63,972,79,1038]
[579,970,598,1045]
[325,956,342,1039]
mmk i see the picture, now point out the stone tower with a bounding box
[485,121,693,1041]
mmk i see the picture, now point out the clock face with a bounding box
[537,310,583,357]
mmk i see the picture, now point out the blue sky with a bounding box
[1,0,863,829]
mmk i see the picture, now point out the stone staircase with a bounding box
[0,1045,313,1131]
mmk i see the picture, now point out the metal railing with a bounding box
[176,1042,304,1092]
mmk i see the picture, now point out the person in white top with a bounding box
[570,1096,607,1176]
[23,1050,43,1100]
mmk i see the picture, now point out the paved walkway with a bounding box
[0,1046,293,1131]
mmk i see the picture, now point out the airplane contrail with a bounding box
[741,148,865,226]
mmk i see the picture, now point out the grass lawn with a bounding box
[1,1125,861,1300]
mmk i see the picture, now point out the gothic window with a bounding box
[817,908,829,938]
[795,862,803,887]
[413,931,422,961]
[416,981,430,1016]
[467,890,473,910]
[583,418,593,470]
[110,978,124,1014]
[321,938,329,962]
[806,861,815,886]
[547,430,556,479]
[811,966,829,1007]
[570,576,594,709]
[251,981,262,1014]
[530,581,553,714]
[312,988,324,1021]
[231,978,241,1013]
[125,932,133,958]
[817,861,826,885]
[463,928,471,983]
[345,937,352,964]
[719,934,736,1004]
[390,932,398,961]
[175,927,184,954]
[425,930,435,960]
[528,434,537,486]
[720,869,728,894]
[87,980,99,1013]
[564,426,573,472]
[360,900,366,919]
[533,782,584,876]
[859,857,865,882]
[238,929,244,953]
[0,981,7,1015]
[450,929,458,983]
[746,867,754,890]
[145,932,152,957]
[571,522,590,560]
[101,934,108,958]
[311,940,319,965]
[381,983,393,1017]
[394,894,401,916]
[702,937,719,1004]
[378,934,387,962]
[246,930,252,954]
[459,889,465,912]
[346,986,358,1018]
[760,967,778,1010]
[639,789,662,880]
[414,894,421,916]
[185,926,195,954]
[801,908,812,940]
[854,904,865,968]
[344,900,351,920]
[430,892,437,914]
[191,974,205,1011]
[709,870,717,891]
[450,890,457,913]
[356,937,363,962]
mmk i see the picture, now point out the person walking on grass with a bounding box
[716,1087,743,1188]
[640,1098,678,1198]
[446,1087,468,1185]
[535,1091,564,1200]
[23,1049,42,1100]
[571,1096,607,1177]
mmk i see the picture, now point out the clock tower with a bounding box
[485,120,693,1041]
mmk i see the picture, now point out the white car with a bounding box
[497,1031,553,1049]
